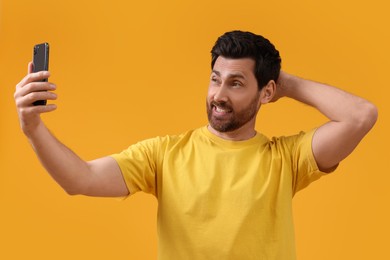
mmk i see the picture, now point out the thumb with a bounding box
[28,62,34,74]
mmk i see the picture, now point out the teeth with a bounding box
[215,106,228,113]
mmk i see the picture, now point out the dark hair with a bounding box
[211,30,281,90]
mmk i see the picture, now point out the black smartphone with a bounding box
[32,42,50,106]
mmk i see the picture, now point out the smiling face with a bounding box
[206,56,262,139]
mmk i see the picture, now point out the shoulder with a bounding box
[269,129,315,144]
[265,129,317,155]
[128,128,202,150]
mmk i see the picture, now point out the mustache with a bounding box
[210,101,233,110]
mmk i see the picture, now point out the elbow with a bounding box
[355,101,378,133]
[59,165,93,196]
[63,186,82,196]
[64,189,80,196]
[61,181,86,196]
[363,101,378,130]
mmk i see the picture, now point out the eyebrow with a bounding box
[211,70,246,80]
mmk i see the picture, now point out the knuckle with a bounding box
[19,107,28,116]
[26,82,41,93]
[16,77,28,89]
[29,91,38,100]
[15,98,23,108]
[31,91,44,101]
[25,73,40,84]
[25,92,36,103]
[26,82,37,92]
[25,73,34,82]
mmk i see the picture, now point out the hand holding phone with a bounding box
[32,42,50,106]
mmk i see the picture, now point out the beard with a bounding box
[206,94,260,133]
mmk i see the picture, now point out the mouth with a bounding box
[211,102,232,115]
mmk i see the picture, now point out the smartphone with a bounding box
[32,42,50,106]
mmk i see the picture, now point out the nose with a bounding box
[213,84,228,102]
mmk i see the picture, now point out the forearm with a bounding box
[278,72,377,128]
[27,121,91,195]
[276,72,378,171]
[15,65,128,197]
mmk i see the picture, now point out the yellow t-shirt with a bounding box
[111,126,328,260]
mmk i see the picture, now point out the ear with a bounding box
[259,80,276,104]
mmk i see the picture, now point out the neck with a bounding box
[207,124,257,141]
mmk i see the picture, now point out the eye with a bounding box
[210,76,221,85]
[232,81,243,88]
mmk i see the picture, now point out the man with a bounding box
[14,31,377,259]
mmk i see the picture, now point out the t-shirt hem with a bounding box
[109,153,138,199]
[306,128,339,176]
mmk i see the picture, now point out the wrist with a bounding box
[23,119,45,140]
[277,72,303,99]
[276,71,292,98]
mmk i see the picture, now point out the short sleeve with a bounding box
[110,138,160,197]
[290,129,334,194]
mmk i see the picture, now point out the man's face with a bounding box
[207,56,261,133]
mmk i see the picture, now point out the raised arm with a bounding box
[14,63,129,197]
[275,71,378,172]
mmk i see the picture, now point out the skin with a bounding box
[14,62,128,197]
[206,57,274,140]
[14,57,378,196]
[275,71,378,171]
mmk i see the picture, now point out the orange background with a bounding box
[1,0,389,259]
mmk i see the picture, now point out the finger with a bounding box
[16,71,51,89]
[35,103,57,113]
[20,104,57,117]
[17,82,56,97]
[28,62,33,74]
[18,91,57,107]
